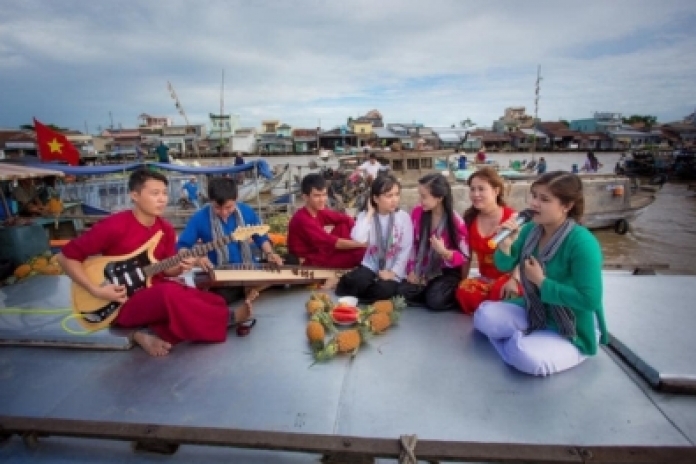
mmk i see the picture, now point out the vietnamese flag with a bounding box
[33,118,80,166]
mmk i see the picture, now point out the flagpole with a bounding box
[220,69,224,157]
[532,65,542,157]
[167,81,199,158]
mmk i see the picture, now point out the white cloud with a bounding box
[0,0,694,130]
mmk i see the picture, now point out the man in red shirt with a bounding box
[287,173,365,269]
[58,169,254,357]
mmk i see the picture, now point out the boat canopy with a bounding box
[16,160,274,179]
[0,163,65,181]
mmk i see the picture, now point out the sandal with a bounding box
[234,318,257,337]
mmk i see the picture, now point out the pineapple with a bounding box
[373,295,407,314]
[306,321,325,350]
[312,292,334,306]
[46,197,64,229]
[372,300,394,314]
[311,311,336,334]
[336,329,362,353]
[313,328,364,362]
[306,299,325,316]
[365,311,399,334]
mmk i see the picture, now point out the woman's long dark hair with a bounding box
[462,167,507,226]
[418,173,459,249]
[532,171,584,222]
[364,173,401,212]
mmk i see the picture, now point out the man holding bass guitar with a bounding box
[58,169,256,357]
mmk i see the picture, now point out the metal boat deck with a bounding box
[1,272,695,462]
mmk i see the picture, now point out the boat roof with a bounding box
[1,271,695,462]
[0,163,65,181]
[4,160,275,179]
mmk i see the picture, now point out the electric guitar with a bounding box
[71,224,269,331]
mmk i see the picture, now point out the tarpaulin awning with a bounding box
[0,163,65,181]
[16,160,274,179]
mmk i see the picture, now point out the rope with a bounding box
[399,434,418,464]
[0,307,98,336]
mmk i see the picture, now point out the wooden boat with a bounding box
[332,151,659,234]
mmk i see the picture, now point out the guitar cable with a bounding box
[0,307,98,335]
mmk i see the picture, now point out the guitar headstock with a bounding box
[232,224,270,242]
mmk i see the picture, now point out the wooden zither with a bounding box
[199,264,349,287]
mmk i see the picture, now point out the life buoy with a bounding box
[614,219,629,235]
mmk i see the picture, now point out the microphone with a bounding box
[487,209,534,249]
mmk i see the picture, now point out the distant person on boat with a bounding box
[476,148,487,163]
[234,152,245,166]
[580,151,603,173]
[536,157,547,174]
[11,178,45,216]
[155,141,170,164]
[473,171,609,376]
[177,177,281,305]
[57,169,256,357]
[181,176,201,210]
[331,174,413,303]
[358,153,387,184]
[615,153,628,175]
[398,173,470,311]
[287,173,365,269]
[456,167,521,314]
[234,152,246,183]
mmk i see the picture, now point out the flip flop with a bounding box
[235,318,257,337]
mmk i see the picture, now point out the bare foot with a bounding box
[132,331,172,357]
[232,299,254,325]
[322,277,338,290]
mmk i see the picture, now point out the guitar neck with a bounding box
[142,234,241,277]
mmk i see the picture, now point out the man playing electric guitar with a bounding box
[58,169,256,357]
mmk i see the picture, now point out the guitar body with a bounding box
[71,232,161,331]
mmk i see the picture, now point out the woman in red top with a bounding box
[456,167,522,314]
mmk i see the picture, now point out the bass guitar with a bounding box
[71,224,269,331]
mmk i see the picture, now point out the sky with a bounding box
[1,0,695,133]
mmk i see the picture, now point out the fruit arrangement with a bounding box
[304,292,407,363]
[266,213,290,257]
[3,251,64,286]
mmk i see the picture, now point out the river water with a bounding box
[232,152,696,274]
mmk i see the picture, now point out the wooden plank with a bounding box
[1,416,695,463]
[0,339,132,350]
[602,262,670,270]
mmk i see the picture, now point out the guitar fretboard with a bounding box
[142,226,267,277]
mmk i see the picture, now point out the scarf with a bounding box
[520,219,577,338]
[414,213,446,282]
[210,205,253,265]
[373,212,395,270]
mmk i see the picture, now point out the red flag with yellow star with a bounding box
[33,118,80,166]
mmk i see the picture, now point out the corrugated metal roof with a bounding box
[373,128,399,139]
[438,133,462,142]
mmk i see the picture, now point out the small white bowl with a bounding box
[338,296,358,307]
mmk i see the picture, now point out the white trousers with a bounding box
[473,301,587,376]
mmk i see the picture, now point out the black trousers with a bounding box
[208,286,246,306]
[397,267,462,311]
[335,265,399,304]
